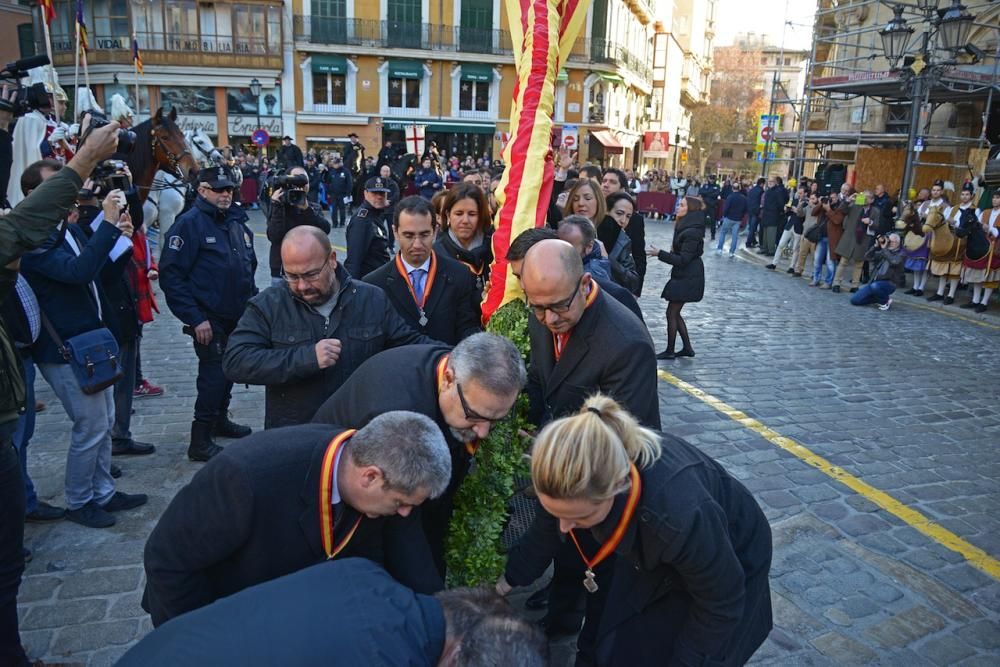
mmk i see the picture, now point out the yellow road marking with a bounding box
[656,369,1000,582]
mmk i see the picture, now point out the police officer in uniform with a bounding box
[160,167,258,462]
[345,176,392,278]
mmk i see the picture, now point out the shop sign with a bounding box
[229,115,283,137]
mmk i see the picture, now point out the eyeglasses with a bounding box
[205,185,234,194]
[456,382,507,424]
[527,281,581,318]
[283,258,330,284]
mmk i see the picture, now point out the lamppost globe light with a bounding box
[249,77,262,98]
[914,0,938,12]
[936,0,975,52]
[879,6,914,67]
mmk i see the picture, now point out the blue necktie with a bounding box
[410,268,426,303]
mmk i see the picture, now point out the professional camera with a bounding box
[78,109,136,154]
[269,171,309,207]
[85,159,131,198]
[0,55,55,118]
[820,196,829,204]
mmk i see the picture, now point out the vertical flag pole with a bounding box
[73,22,80,101]
[40,10,56,94]
[133,34,139,114]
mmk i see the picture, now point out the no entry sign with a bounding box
[252,129,270,147]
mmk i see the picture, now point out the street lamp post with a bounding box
[672,131,681,174]
[249,77,263,156]
[879,1,978,203]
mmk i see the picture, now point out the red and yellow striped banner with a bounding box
[482,0,591,322]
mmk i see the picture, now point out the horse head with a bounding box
[152,107,198,181]
[186,128,223,167]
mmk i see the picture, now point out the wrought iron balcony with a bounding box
[292,16,651,82]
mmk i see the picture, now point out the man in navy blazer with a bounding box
[123,558,549,667]
[19,161,149,529]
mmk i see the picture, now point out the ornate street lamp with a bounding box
[249,77,263,153]
[936,0,975,52]
[879,6,913,68]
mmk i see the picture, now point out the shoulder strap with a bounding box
[38,309,69,360]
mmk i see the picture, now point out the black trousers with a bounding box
[0,421,28,666]
[192,323,234,424]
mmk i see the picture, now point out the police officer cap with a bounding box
[364,176,392,193]
[198,166,235,189]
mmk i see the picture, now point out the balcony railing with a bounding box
[293,17,651,82]
[51,31,281,57]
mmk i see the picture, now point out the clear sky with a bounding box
[713,0,816,51]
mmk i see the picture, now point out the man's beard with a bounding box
[449,426,477,443]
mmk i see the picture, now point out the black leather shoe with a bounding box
[831,285,841,293]
[850,287,859,293]
[927,293,943,302]
[786,268,796,274]
[110,464,122,478]
[975,303,988,313]
[25,501,65,523]
[102,491,148,512]
[944,296,955,305]
[959,301,977,309]
[656,349,677,360]
[525,583,551,611]
[765,264,776,270]
[66,502,116,528]
[111,440,156,456]
[214,416,252,439]
[913,289,924,296]
[904,288,917,295]
[190,422,224,462]
[675,348,696,358]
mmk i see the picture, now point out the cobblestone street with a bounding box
[17,212,1000,665]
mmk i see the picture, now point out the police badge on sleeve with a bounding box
[168,236,184,251]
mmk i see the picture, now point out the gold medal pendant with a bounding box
[583,569,599,594]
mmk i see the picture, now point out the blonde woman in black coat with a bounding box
[498,394,773,666]
[647,196,705,359]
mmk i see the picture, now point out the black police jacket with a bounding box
[344,203,391,278]
[160,197,258,328]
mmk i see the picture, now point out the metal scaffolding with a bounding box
[776,0,999,194]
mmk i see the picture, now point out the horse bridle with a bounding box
[152,130,193,180]
[190,135,220,164]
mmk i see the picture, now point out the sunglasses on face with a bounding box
[208,186,234,194]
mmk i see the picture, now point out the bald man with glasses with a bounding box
[224,226,432,429]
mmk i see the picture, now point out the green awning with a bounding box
[461,63,493,82]
[385,121,495,135]
[556,68,569,82]
[597,72,625,84]
[389,59,424,79]
[312,55,347,74]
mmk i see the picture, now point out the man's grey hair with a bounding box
[558,214,597,247]
[436,589,548,667]
[349,411,451,498]
[450,333,526,398]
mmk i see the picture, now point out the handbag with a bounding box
[40,313,123,395]
[805,218,826,243]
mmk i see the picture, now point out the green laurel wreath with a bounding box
[445,299,534,587]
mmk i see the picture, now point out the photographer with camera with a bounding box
[265,166,330,287]
[160,166,257,463]
[850,233,904,311]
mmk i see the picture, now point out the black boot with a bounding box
[213,413,252,439]
[189,421,224,462]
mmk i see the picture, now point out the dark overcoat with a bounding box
[141,424,441,627]
[658,212,705,303]
[362,251,482,345]
[506,432,773,667]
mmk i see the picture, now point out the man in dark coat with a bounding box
[159,166,257,461]
[759,176,789,255]
[363,196,481,345]
[312,334,526,576]
[265,166,330,286]
[344,176,393,278]
[518,239,660,649]
[224,226,430,428]
[123,558,549,667]
[699,174,722,240]
[141,414,452,627]
[745,178,765,248]
[276,135,304,170]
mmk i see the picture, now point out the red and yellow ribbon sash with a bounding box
[435,353,480,456]
[319,429,362,559]
[569,463,642,570]
[481,0,592,323]
[395,251,438,309]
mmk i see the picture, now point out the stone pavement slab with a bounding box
[15,213,1000,665]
